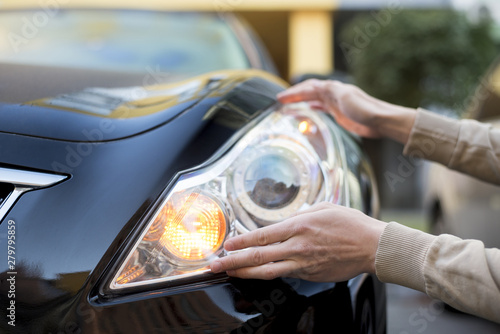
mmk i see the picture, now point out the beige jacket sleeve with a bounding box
[402,108,500,184]
[375,109,500,323]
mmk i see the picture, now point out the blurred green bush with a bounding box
[339,10,498,114]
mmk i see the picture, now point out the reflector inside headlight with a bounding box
[110,102,346,290]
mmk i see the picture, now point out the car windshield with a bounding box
[0,10,250,76]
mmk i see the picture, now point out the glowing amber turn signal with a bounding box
[114,190,227,286]
[158,191,227,261]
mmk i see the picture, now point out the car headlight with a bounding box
[109,102,346,290]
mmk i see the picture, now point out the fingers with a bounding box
[211,242,289,273]
[226,260,299,280]
[307,101,326,111]
[277,79,326,103]
[223,221,294,252]
[210,202,345,278]
[223,203,335,252]
[211,203,336,275]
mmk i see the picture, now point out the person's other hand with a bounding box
[210,202,387,282]
[277,79,416,144]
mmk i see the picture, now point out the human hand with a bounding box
[210,202,387,282]
[277,79,416,144]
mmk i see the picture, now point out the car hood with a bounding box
[0,65,286,142]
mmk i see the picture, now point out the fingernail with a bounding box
[211,261,222,273]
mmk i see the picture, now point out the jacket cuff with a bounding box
[403,109,460,166]
[375,222,436,292]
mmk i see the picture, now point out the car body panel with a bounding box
[0,7,385,334]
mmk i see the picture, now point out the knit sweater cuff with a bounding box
[375,222,436,292]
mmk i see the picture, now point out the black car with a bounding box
[0,7,386,334]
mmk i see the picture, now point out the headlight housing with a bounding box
[109,102,347,290]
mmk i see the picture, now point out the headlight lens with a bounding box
[110,102,346,290]
[241,149,303,209]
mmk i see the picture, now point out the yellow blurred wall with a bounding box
[289,11,333,78]
[239,10,334,80]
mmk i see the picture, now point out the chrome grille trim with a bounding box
[0,167,67,222]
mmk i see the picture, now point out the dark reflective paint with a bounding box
[0,72,383,333]
[0,67,275,142]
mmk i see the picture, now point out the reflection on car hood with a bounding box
[31,77,219,118]
[0,68,286,142]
